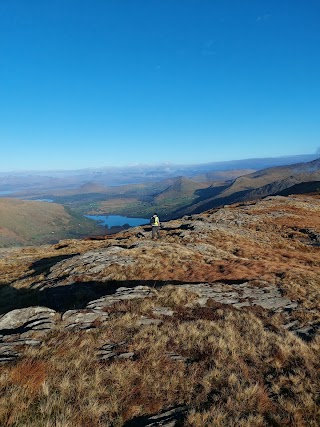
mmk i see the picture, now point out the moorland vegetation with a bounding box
[0,193,319,426]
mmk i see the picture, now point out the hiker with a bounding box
[150,213,161,239]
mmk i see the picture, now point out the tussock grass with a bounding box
[0,289,319,426]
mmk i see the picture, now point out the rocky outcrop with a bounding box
[0,307,57,363]
[181,282,297,311]
[0,278,311,364]
[0,306,57,332]
[97,342,135,362]
[86,286,155,310]
[123,405,188,427]
[62,309,109,330]
[47,246,136,282]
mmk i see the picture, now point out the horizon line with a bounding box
[0,153,318,175]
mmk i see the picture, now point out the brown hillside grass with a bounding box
[0,195,319,426]
[0,293,319,426]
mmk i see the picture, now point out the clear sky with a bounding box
[1,0,320,171]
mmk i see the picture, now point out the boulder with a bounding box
[0,307,56,332]
[62,309,109,330]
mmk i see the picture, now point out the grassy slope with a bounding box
[217,159,320,199]
[0,195,319,425]
[0,198,106,247]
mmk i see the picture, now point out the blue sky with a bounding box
[0,0,319,171]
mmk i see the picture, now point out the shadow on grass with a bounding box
[122,405,187,427]
[22,253,79,280]
[0,279,200,314]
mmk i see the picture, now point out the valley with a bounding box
[0,157,319,247]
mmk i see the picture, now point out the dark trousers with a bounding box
[152,226,160,239]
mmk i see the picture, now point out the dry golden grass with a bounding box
[0,195,319,426]
[0,286,319,426]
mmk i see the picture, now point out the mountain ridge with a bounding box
[170,158,320,217]
[1,154,318,190]
[1,158,319,245]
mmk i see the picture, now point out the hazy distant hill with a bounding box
[3,158,320,223]
[278,181,320,196]
[191,169,256,182]
[155,177,209,201]
[238,173,320,202]
[65,182,109,194]
[216,158,320,198]
[172,158,320,216]
[1,154,318,191]
[0,199,106,247]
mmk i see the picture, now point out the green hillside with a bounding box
[0,198,106,247]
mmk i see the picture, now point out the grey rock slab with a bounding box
[283,320,300,330]
[284,302,298,310]
[99,351,135,362]
[117,352,135,360]
[220,292,239,298]
[97,340,135,361]
[65,323,92,331]
[23,339,42,346]
[0,337,41,364]
[87,265,106,274]
[87,286,155,310]
[137,317,163,326]
[28,323,54,331]
[62,310,109,327]
[1,334,20,342]
[195,297,209,306]
[233,302,251,308]
[100,343,117,351]
[19,330,50,339]
[152,307,174,317]
[0,353,19,363]
[215,298,240,305]
[253,297,293,310]
[0,338,41,347]
[23,318,55,329]
[125,405,188,427]
[179,282,298,312]
[242,289,263,298]
[166,352,189,363]
[47,247,136,279]
[99,352,117,361]
[0,307,56,331]
[86,298,120,310]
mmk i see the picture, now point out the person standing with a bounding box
[150,213,161,239]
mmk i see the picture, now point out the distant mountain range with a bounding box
[0,154,318,191]
[48,157,319,219]
[0,156,319,246]
[172,158,320,216]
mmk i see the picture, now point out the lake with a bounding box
[0,190,15,195]
[85,214,149,228]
